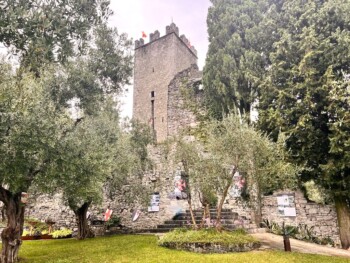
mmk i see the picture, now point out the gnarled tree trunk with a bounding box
[0,189,25,263]
[216,166,237,232]
[335,196,350,249]
[73,201,95,240]
[187,191,197,229]
[216,180,232,232]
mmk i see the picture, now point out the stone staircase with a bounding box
[138,208,258,233]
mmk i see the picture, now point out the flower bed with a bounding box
[158,229,260,253]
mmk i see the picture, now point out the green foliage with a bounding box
[22,230,30,237]
[0,0,111,73]
[0,63,71,193]
[303,180,330,204]
[204,0,350,206]
[169,115,299,228]
[52,228,73,239]
[158,228,258,246]
[105,216,121,228]
[48,24,133,115]
[203,0,271,119]
[205,2,350,247]
[24,218,48,233]
[199,115,299,197]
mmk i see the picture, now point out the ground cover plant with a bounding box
[158,228,256,245]
[19,234,349,263]
[158,228,260,253]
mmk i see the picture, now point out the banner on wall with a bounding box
[228,172,245,198]
[168,170,188,200]
[21,192,28,204]
[277,194,296,217]
[148,193,160,212]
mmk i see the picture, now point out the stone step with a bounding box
[164,219,236,225]
[174,215,238,220]
[186,209,232,213]
[176,211,238,216]
[157,224,237,229]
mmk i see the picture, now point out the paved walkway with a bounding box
[251,233,350,259]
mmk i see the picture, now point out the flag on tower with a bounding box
[142,31,147,38]
[188,41,192,48]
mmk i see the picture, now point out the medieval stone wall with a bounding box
[261,190,340,245]
[167,64,202,137]
[26,184,340,247]
[226,190,340,246]
[24,145,200,232]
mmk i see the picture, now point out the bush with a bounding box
[24,217,48,232]
[22,230,30,237]
[158,228,258,245]
[52,228,73,239]
[105,216,121,228]
[158,228,260,253]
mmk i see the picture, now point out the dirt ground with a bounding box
[251,233,350,259]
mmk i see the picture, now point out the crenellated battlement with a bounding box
[134,23,197,56]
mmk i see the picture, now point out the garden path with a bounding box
[252,233,350,259]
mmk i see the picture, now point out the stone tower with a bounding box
[133,23,198,142]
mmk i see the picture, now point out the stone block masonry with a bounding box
[261,190,340,245]
[133,23,197,142]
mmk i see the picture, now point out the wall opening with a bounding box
[151,92,155,132]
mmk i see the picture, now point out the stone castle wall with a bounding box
[261,190,340,244]
[26,184,340,246]
[226,190,340,245]
[167,64,202,137]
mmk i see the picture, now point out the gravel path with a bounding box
[252,233,350,259]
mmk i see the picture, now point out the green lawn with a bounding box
[19,234,349,263]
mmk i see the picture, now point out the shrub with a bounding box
[22,230,30,237]
[158,228,260,253]
[24,217,48,232]
[158,228,258,246]
[105,216,121,228]
[52,228,73,239]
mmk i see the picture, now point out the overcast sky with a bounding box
[109,0,212,118]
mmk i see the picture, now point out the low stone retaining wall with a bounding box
[160,241,261,253]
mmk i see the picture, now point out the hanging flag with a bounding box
[21,192,28,204]
[188,41,191,48]
[104,208,113,221]
[142,31,147,38]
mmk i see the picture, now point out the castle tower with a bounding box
[133,23,198,142]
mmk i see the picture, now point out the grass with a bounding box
[158,228,258,245]
[19,234,349,263]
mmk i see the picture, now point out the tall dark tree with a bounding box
[257,0,350,249]
[204,0,350,248]
[203,0,273,119]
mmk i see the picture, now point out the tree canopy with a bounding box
[0,0,111,72]
[204,0,350,248]
[0,0,137,260]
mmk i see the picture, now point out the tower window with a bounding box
[151,91,155,98]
